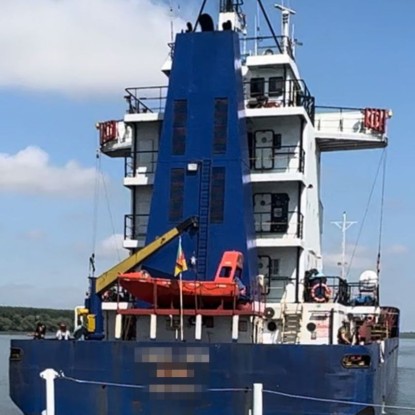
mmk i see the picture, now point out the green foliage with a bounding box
[0,306,73,333]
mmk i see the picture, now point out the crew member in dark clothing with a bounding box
[337,320,352,345]
[33,322,46,339]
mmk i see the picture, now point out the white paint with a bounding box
[149,314,157,340]
[253,383,263,415]
[114,314,122,339]
[195,314,202,341]
[232,315,239,342]
[40,369,59,415]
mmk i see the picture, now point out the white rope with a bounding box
[208,388,248,392]
[58,372,145,389]
[264,388,415,411]
[56,373,415,412]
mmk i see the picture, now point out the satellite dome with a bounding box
[359,270,378,290]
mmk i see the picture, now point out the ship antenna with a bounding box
[89,148,101,279]
[376,150,387,277]
[331,212,357,280]
[274,3,296,55]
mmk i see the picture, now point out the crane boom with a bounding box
[95,216,198,293]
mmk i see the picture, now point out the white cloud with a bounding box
[0,146,96,196]
[23,229,47,241]
[0,0,186,96]
[385,244,409,255]
[97,233,128,261]
[323,244,376,275]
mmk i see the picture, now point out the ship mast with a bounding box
[274,3,295,55]
[331,212,356,279]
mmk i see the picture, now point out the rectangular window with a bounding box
[169,168,185,221]
[250,78,265,97]
[213,98,228,154]
[172,100,187,155]
[269,77,284,97]
[210,167,225,223]
[270,259,280,276]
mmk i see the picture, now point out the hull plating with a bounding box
[10,338,398,415]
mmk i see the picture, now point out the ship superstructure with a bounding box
[10,2,400,415]
[98,2,393,347]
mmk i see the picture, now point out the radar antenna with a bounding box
[331,212,357,280]
[274,3,296,55]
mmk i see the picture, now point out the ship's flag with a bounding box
[174,237,188,277]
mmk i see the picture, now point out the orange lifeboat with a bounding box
[118,251,245,308]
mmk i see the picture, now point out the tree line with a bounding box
[0,306,73,333]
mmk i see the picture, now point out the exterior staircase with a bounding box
[282,304,303,344]
[197,160,211,279]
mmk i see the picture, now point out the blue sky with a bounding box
[0,0,413,330]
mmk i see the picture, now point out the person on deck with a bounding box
[31,322,46,340]
[56,323,70,340]
[337,320,352,345]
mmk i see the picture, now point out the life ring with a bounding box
[310,283,331,303]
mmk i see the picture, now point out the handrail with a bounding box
[254,211,303,238]
[250,145,304,173]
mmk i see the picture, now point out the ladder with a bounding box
[282,304,303,344]
[197,160,211,279]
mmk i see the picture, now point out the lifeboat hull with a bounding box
[118,272,240,308]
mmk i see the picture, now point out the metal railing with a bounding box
[315,106,386,137]
[244,78,315,123]
[124,214,149,241]
[167,35,293,61]
[123,77,314,122]
[250,145,305,173]
[124,86,168,114]
[254,211,303,238]
[241,35,294,60]
[265,275,291,300]
[124,151,158,178]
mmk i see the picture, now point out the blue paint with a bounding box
[142,31,258,292]
[9,338,399,415]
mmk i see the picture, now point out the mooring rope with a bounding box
[57,373,415,412]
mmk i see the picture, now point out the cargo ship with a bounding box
[9,2,400,414]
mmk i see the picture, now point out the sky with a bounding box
[0,0,413,330]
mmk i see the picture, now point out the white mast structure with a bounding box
[331,212,357,279]
[274,4,296,55]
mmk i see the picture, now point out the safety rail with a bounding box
[254,211,303,239]
[242,35,294,60]
[315,106,390,136]
[115,276,263,317]
[303,275,379,307]
[124,151,158,178]
[264,275,291,300]
[124,86,168,114]
[124,214,149,241]
[250,145,305,173]
[168,35,294,60]
[304,275,349,305]
[244,78,315,123]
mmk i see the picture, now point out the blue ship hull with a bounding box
[9,337,398,415]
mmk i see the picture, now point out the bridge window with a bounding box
[269,77,284,97]
[172,100,187,155]
[169,168,185,221]
[210,167,225,223]
[250,78,265,97]
[213,98,228,154]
